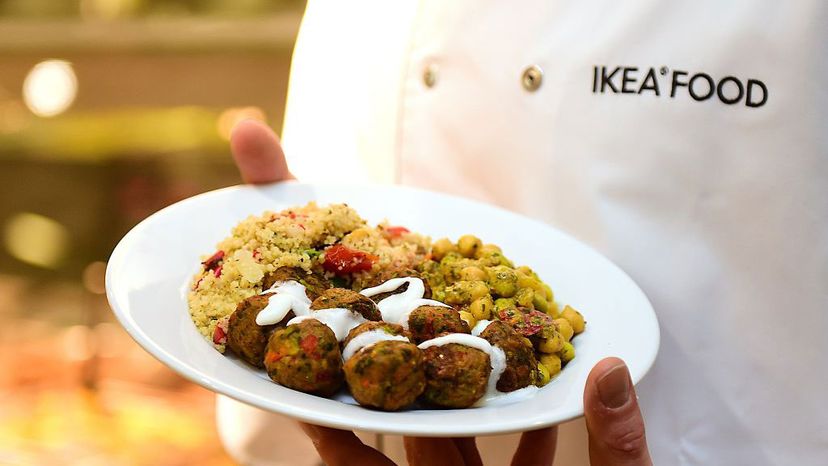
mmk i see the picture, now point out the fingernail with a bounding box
[597,363,631,409]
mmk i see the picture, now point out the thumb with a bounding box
[583,358,652,466]
[230,119,294,184]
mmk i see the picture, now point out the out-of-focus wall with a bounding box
[0,2,304,464]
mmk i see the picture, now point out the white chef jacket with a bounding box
[218,1,828,465]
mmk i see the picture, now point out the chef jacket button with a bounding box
[423,64,438,88]
[521,65,543,91]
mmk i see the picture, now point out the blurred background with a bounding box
[0,1,305,464]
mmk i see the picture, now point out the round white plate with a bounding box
[106,181,659,437]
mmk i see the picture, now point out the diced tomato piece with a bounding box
[321,244,377,275]
[300,334,319,356]
[212,325,227,345]
[265,351,282,363]
[202,250,224,271]
[213,265,223,277]
[385,226,410,237]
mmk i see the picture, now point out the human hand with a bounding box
[230,121,652,466]
[298,357,650,466]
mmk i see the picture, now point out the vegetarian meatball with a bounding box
[311,288,382,321]
[407,305,470,344]
[342,321,410,349]
[479,321,537,392]
[344,340,425,411]
[264,320,343,396]
[421,343,491,408]
[262,266,331,300]
[361,269,432,302]
[226,293,288,368]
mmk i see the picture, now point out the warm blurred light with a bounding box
[82,261,107,294]
[216,106,266,141]
[4,213,71,269]
[94,322,127,358]
[23,60,78,118]
[0,100,30,134]
[80,0,139,21]
[62,325,95,362]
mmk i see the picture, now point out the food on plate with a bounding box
[188,202,586,411]
[310,288,382,321]
[407,305,471,344]
[478,321,538,392]
[264,319,343,396]
[262,266,332,301]
[344,340,425,411]
[226,293,284,367]
[342,321,410,351]
[421,342,491,408]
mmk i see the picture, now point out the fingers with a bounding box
[583,358,652,466]
[511,426,558,466]
[403,437,469,466]
[452,437,483,466]
[299,423,395,466]
[230,119,294,184]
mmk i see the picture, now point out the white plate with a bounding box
[106,181,659,437]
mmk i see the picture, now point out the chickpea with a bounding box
[459,266,487,281]
[538,331,564,353]
[542,283,555,301]
[517,274,544,293]
[561,305,586,335]
[559,341,575,364]
[532,292,550,314]
[494,297,516,313]
[537,363,551,386]
[474,243,502,259]
[515,287,535,308]
[487,266,518,297]
[469,295,494,321]
[554,318,574,341]
[432,238,456,261]
[457,235,482,258]
[445,280,489,304]
[540,354,562,377]
[459,310,476,329]
[516,265,534,277]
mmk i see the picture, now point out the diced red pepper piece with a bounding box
[300,334,319,358]
[321,244,377,275]
[212,325,227,345]
[385,226,410,237]
[213,265,223,277]
[202,250,225,271]
[265,351,282,363]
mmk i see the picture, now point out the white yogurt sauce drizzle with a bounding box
[255,280,365,341]
[342,329,410,361]
[288,308,367,341]
[471,319,493,337]
[255,281,312,325]
[359,277,449,328]
[256,277,540,407]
